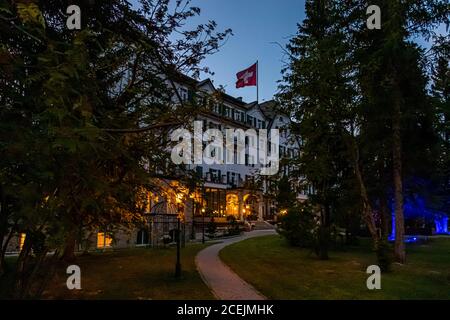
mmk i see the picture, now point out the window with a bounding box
[222,106,227,116]
[97,232,113,248]
[209,169,221,183]
[226,172,236,185]
[136,229,149,246]
[178,87,188,101]
[196,166,203,178]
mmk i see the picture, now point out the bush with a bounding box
[226,215,241,236]
[206,216,217,238]
[375,240,391,272]
[277,204,317,248]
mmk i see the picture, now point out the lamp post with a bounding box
[201,208,206,244]
[175,215,182,278]
[175,196,184,279]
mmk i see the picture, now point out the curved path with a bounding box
[195,230,276,300]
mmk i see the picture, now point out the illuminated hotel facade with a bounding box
[4,75,307,253]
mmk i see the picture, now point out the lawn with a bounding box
[2,243,214,300]
[220,235,450,299]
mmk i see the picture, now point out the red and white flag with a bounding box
[236,63,257,88]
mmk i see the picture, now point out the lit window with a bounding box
[19,233,26,251]
[97,232,113,248]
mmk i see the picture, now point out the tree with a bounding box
[275,176,297,211]
[0,0,231,297]
[431,53,450,217]
[279,0,356,260]
[355,0,448,263]
[277,203,316,249]
[279,0,448,268]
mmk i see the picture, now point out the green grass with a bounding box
[8,243,213,300]
[220,235,450,299]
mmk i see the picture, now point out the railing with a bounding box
[203,173,244,187]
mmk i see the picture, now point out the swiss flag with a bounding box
[236,63,257,88]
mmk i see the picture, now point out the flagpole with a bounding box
[256,60,259,104]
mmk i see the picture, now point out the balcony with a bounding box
[203,173,244,188]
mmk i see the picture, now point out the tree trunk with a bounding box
[0,187,8,276]
[393,89,406,264]
[61,228,78,263]
[352,143,391,271]
[13,233,33,298]
[317,204,330,260]
[0,228,15,277]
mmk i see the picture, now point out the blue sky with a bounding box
[130,1,446,103]
[185,0,307,103]
[130,0,307,103]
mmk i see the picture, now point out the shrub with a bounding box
[277,204,317,248]
[226,215,241,236]
[206,216,217,238]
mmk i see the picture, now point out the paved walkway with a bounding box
[195,230,276,300]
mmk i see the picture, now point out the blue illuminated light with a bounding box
[389,195,449,240]
[435,216,449,234]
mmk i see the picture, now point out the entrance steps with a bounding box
[251,220,276,230]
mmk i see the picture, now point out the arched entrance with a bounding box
[243,194,259,221]
[226,194,239,217]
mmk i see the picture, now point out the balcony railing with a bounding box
[203,173,244,188]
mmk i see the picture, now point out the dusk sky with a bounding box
[129,0,307,103]
[185,0,307,103]
[130,1,446,103]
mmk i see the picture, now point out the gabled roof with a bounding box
[259,100,290,120]
[196,78,215,90]
[259,100,278,119]
[174,72,285,120]
[183,76,248,108]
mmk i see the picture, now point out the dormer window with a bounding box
[178,87,188,101]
